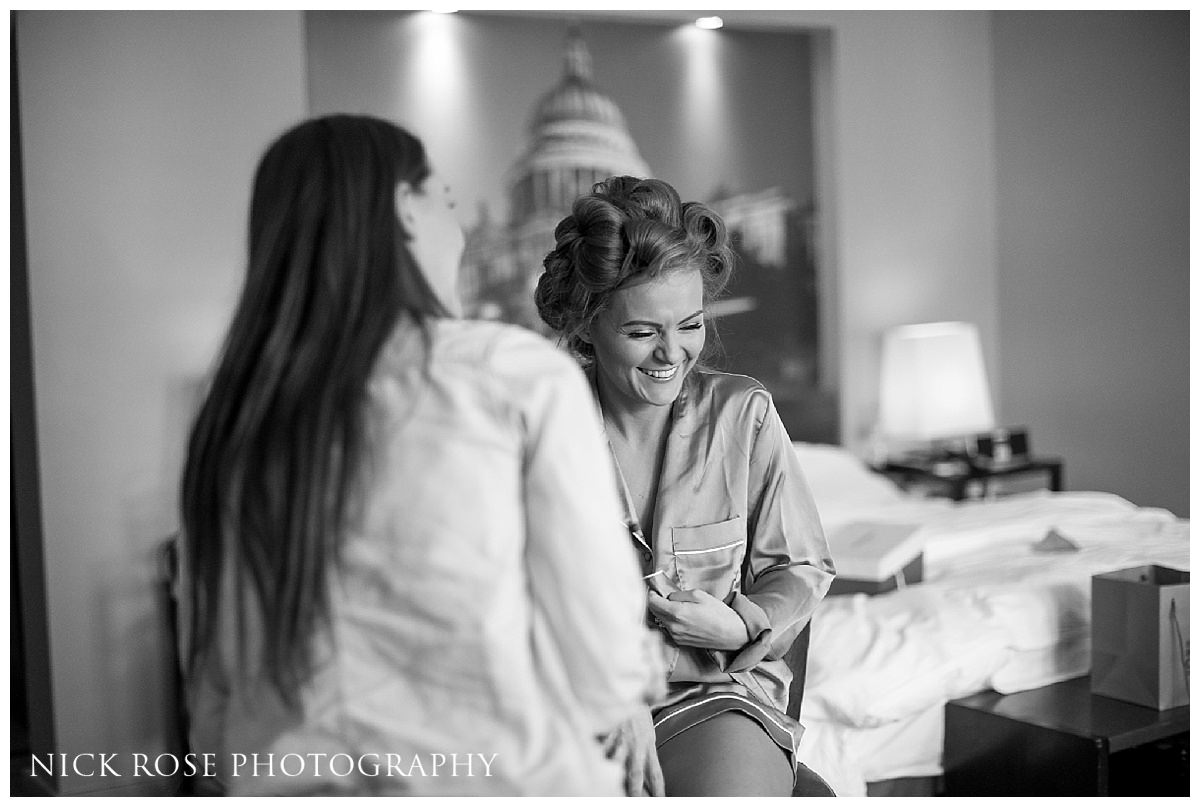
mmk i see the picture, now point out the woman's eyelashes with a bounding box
[624,321,704,340]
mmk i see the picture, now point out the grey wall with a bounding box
[992,11,1189,516]
[16,10,307,794]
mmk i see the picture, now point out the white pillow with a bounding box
[792,442,906,512]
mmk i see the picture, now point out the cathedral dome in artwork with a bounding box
[506,27,650,226]
[530,33,628,131]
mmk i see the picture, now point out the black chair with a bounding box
[157,537,192,794]
[785,622,811,722]
[158,536,224,796]
[786,622,836,797]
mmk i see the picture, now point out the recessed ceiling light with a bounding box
[429,6,459,12]
[695,16,724,30]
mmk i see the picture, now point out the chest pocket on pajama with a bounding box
[671,516,746,598]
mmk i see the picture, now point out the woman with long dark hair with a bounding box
[179,115,659,795]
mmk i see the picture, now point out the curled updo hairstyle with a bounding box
[534,176,735,362]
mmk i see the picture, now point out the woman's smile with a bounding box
[638,365,680,381]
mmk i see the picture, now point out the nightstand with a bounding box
[943,675,1189,796]
[876,456,1063,501]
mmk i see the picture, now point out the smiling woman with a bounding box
[585,270,706,411]
[534,177,836,796]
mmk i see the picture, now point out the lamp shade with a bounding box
[878,321,995,441]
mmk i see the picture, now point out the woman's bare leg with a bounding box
[657,711,793,797]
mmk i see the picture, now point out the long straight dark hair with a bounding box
[180,115,447,702]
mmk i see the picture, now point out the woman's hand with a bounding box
[647,588,750,651]
[601,707,665,796]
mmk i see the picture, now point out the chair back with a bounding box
[157,538,190,761]
[785,621,837,795]
[785,622,811,720]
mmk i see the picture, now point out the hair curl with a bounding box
[534,176,734,362]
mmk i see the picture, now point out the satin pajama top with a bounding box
[608,368,836,716]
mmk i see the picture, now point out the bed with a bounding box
[789,442,1190,797]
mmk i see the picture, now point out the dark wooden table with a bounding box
[943,675,1189,795]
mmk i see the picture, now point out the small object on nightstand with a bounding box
[1091,565,1189,710]
[971,426,1030,469]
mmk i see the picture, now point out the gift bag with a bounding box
[1091,564,1189,710]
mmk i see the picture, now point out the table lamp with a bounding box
[877,321,995,469]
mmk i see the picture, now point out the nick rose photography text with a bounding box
[28,752,501,779]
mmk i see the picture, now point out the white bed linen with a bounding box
[790,444,1189,796]
[798,703,946,797]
